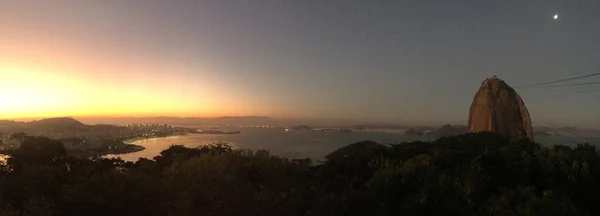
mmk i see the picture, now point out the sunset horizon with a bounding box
[1,2,599,215]
[2,0,599,127]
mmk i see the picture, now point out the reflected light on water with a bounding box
[0,155,9,164]
[105,129,432,162]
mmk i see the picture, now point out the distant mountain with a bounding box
[533,130,552,137]
[559,126,578,131]
[404,128,425,136]
[214,116,270,120]
[403,125,467,137]
[78,116,274,126]
[0,120,16,125]
[28,117,88,130]
[29,117,86,127]
[0,120,18,127]
[533,126,599,137]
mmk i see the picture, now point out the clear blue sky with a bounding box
[1,0,599,126]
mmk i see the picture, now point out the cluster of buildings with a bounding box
[210,125,278,128]
[0,123,194,151]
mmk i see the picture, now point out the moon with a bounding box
[553,14,559,20]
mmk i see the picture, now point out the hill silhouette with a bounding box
[325,140,386,161]
[28,117,87,129]
[1,132,598,215]
[82,116,274,125]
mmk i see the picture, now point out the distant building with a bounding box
[468,76,534,141]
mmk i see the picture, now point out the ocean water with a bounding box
[0,129,596,164]
[104,128,600,162]
[104,128,432,162]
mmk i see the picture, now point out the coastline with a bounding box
[75,134,188,158]
[122,134,183,144]
[106,134,187,156]
[0,134,190,159]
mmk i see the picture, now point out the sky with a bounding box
[0,0,599,126]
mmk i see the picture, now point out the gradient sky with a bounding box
[1,0,599,126]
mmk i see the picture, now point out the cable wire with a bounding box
[541,119,598,145]
[550,88,600,97]
[515,72,600,88]
[532,121,579,146]
[542,81,600,88]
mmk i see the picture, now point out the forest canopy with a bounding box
[0,132,598,216]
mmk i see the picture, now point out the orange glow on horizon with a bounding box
[0,61,234,119]
[0,23,266,120]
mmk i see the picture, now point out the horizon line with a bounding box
[1,115,273,121]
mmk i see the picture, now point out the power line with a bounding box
[516,72,600,88]
[508,100,596,145]
[550,88,600,97]
[540,119,598,145]
[542,81,600,88]
[487,79,597,145]
[532,121,579,146]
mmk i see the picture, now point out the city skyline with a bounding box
[1,0,600,127]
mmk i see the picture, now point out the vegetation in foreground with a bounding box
[0,132,598,216]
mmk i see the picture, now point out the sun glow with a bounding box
[0,19,247,120]
[0,63,223,119]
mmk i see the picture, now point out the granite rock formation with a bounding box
[468,76,534,141]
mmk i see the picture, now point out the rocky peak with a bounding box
[468,77,534,141]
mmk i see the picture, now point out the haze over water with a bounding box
[105,128,430,161]
[106,128,600,162]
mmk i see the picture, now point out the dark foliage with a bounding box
[0,133,599,215]
[9,132,26,141]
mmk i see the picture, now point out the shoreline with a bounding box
[122,134,184,144]
[105,133,189,157]
[0,134,191,159]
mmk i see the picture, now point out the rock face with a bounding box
[468,77,534,141]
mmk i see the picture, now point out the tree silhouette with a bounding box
[9,136,66,166]
[0,133,597,215]
[9,132,26,141]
